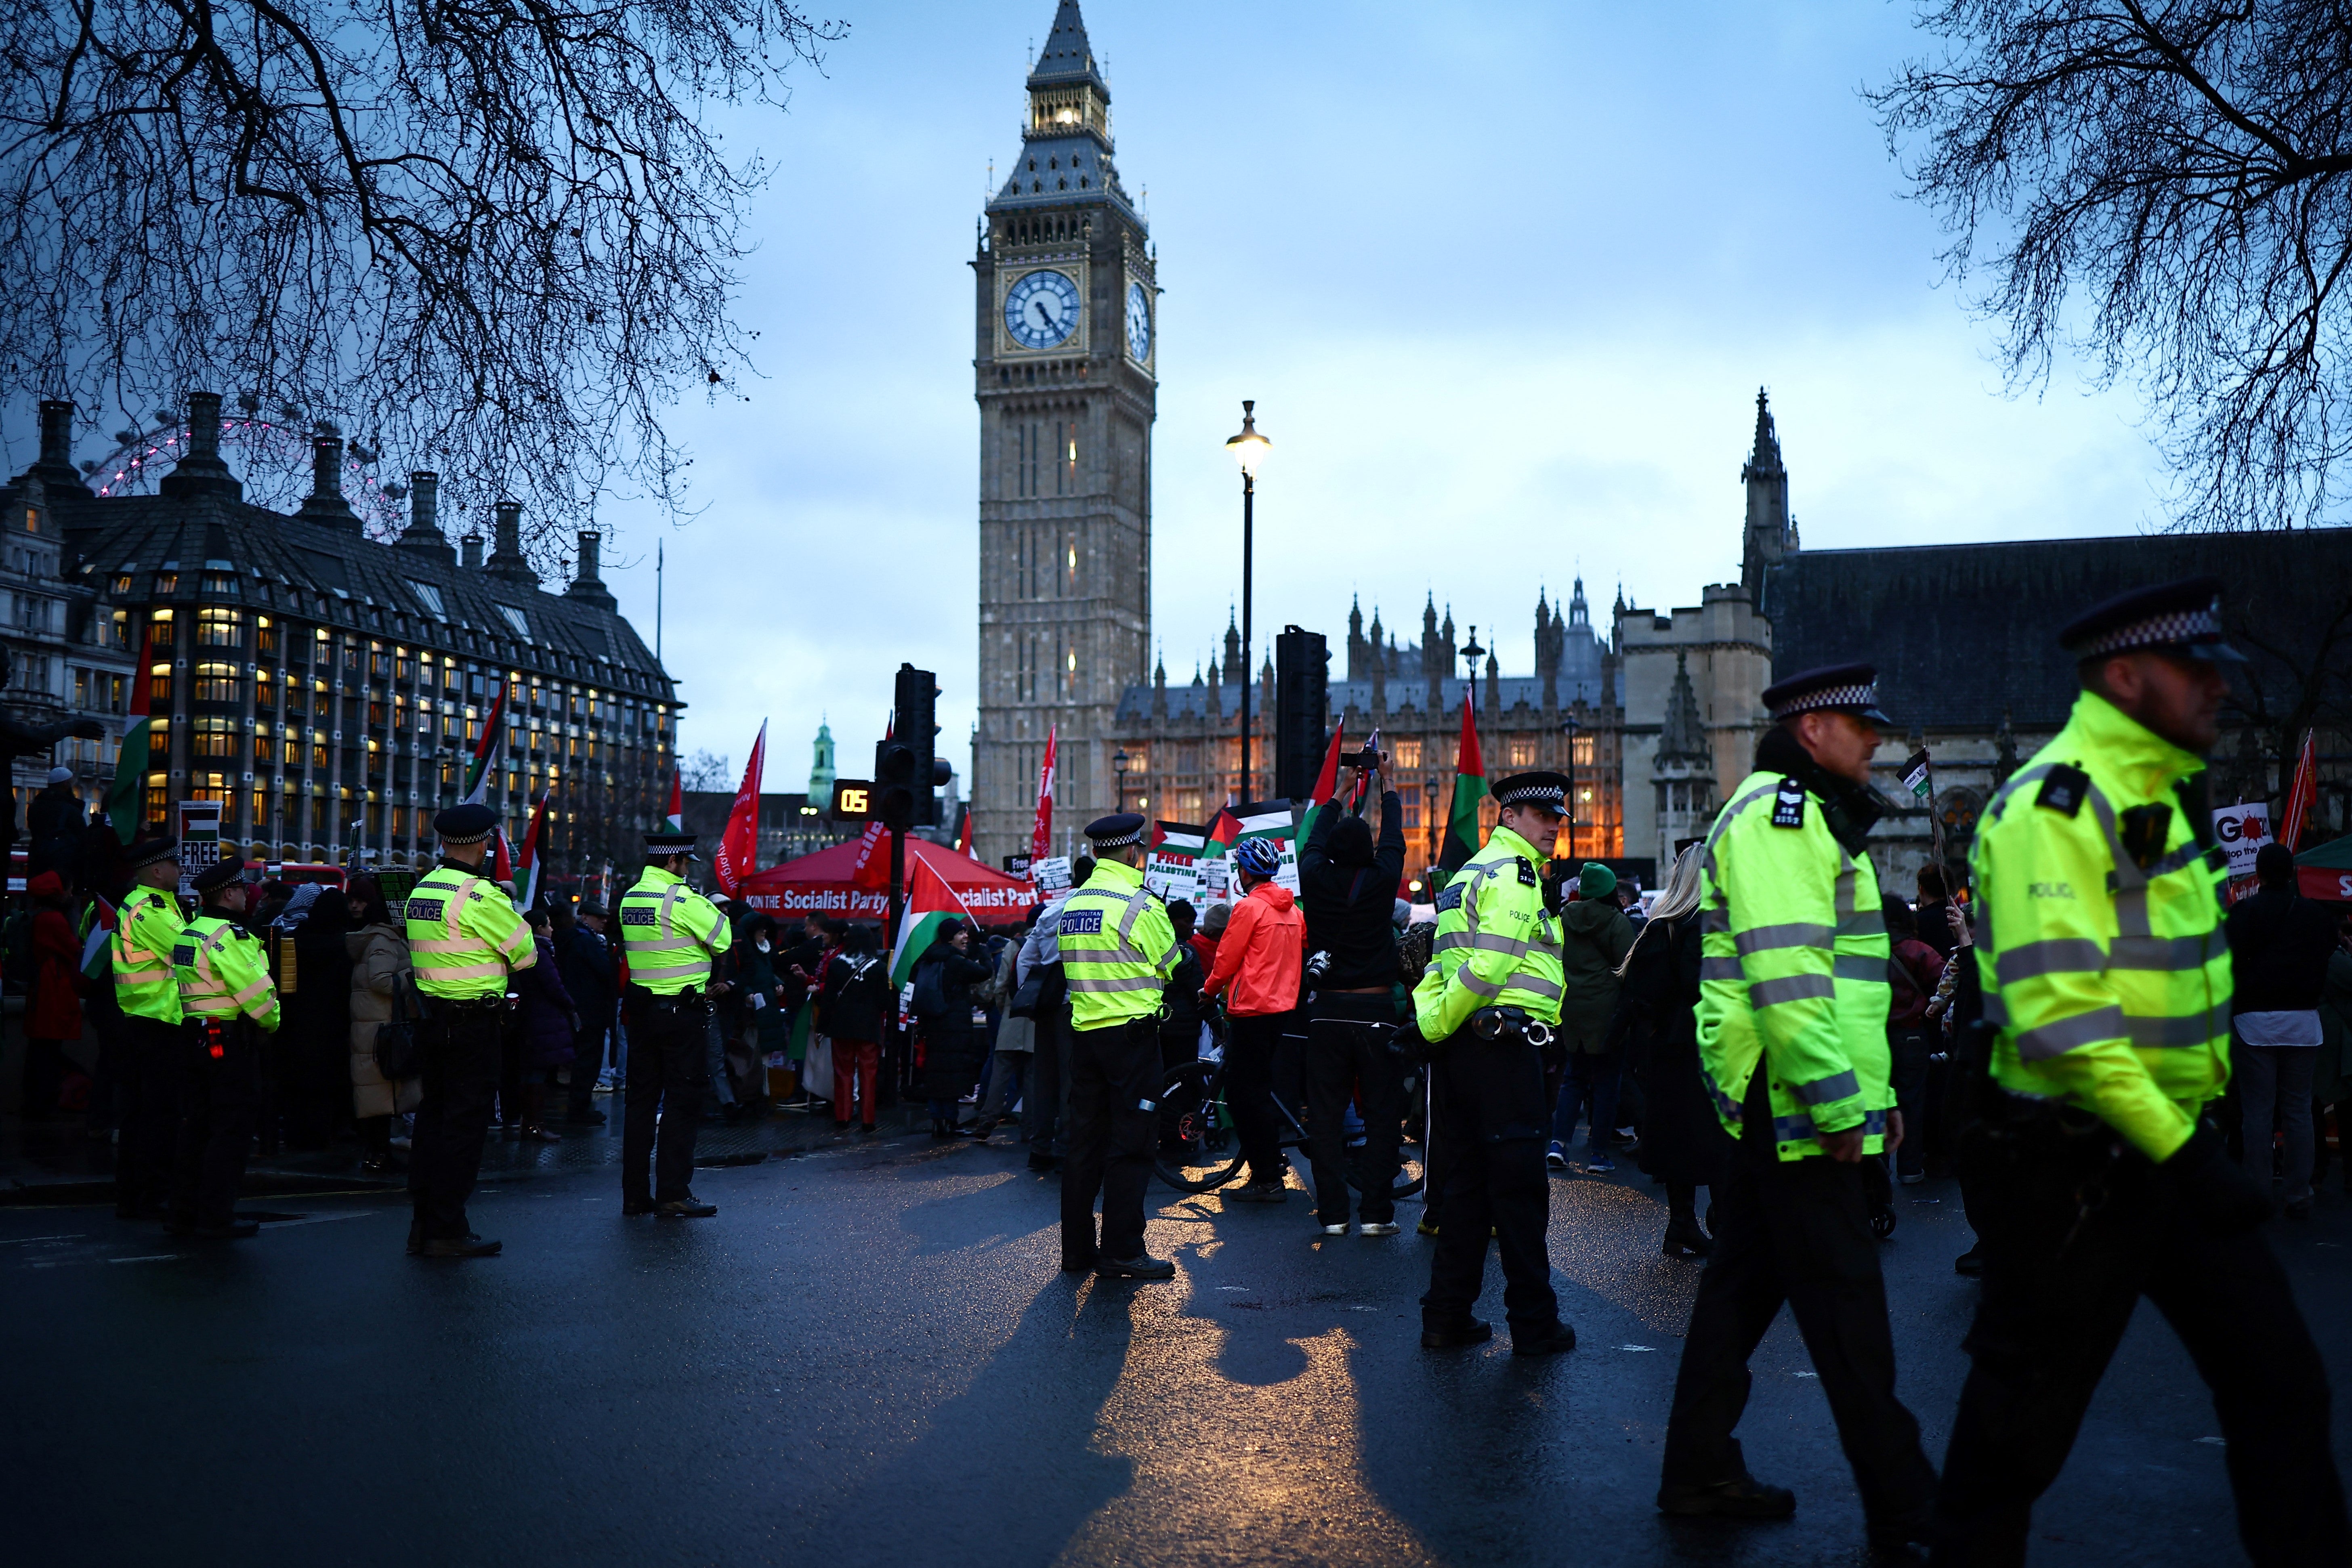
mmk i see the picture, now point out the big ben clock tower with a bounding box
[971,0,1156,866]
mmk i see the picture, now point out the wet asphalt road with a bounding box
[7,1130,2351,1568]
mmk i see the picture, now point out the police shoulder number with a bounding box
[1771,777,1807,829]
[2035,764,2090,818]
[1516,857,1539,888]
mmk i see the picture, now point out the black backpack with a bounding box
[912,957,949,1022]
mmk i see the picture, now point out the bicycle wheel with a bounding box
[1153,1058,1246,1194]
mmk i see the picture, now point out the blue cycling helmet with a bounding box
[1233,838,1283,878]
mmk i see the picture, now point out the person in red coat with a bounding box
[21,870,84,1119]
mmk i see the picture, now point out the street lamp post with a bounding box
[1112,747,1130,814]
[1224,402,1271,805]
[1423,776,1440,876]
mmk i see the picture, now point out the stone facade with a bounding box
[1,393,679,877]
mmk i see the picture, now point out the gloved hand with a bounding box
[2160,1123,2272,1236]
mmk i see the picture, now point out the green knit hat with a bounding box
[1577,861,1617,900]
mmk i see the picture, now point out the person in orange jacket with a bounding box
[1201,838,1304,1202]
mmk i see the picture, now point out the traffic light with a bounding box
[875,663,952,830]
[1274,625,1329,800]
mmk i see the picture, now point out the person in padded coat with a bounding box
[914,919,995,1139]
[1618,844,1718,1257]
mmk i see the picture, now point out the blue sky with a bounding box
[593,2,2168,789]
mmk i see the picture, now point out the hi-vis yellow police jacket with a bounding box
[1413,824,1567,1042]
[1697,770,1894,1161]
[1971,691,2231,1161]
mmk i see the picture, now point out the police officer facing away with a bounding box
[168,860,277,1239]
[619,831,732,1218]
[1411,770,1578,1356]
[1657,665,1936,1556]
[1936,579,2348,1566]
[111,835,185,1220]
[1058,813,1182,1280]
[405,803,538,1257]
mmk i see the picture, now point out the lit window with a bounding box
[193,661,240,703]
[196,607,243,646]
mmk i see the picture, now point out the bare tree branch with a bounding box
[0,0,844,564]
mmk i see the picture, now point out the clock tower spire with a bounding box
[971,0,1156,865]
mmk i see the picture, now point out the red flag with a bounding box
[2282,730,2320,852]
[955,804,976,859]
[848,821,890,892]
[1205,805,1245,855]
[1028,724,1057,867]
[665,765,684,831]
[491,828,514,888]
[714,721,767,896]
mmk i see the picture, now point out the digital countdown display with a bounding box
[830,779,876,822]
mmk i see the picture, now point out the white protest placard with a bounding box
[174,799,225,896]
[2212,802,2272,879]
[1031,855,1073,894]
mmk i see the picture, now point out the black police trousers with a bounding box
[170,1020,258,1229]
[117,1014,186,1214]
[1663,1068,1935,1533]
[408,1006,506,1240]
[1062,1016,1160,1264]
[1935,1123,2348,1567]
[1307,992,1403,1227]
[623,991,707,1204]
[1420,1029,1559,1337]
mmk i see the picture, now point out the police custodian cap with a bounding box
[1763,663,1893,726]
[1491,771,1571,812]
[2060,575,2246,663]
[124,835,179,869]
[1084,813,1147,849]
[645,831,699,858]
[433,803,498,844]
[191,859,244,895]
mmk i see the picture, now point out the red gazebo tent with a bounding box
[736,835,1039,922]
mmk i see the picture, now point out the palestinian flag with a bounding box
[79,895,118,981]
[664,765,685,831]
[889,853,978,988]
[514,785,554,911]
[1296,725,1347,863]
[461,686,506,806]
[1436,689,1487,880]
[105,627,157,842]
[1205,804,1245,856]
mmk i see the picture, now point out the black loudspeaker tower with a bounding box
[1274,625,1329,801]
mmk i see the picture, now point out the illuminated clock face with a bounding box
[1125,281,1151,363]
[1005,269,1081,350]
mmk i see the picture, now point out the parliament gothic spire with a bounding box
[970,1,1156,865]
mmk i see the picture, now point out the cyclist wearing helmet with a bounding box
[1201,834,1304,1205]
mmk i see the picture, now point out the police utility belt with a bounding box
[1468,1005,1554,1050]
[627,983,710,1012]
[184,1013,256,1058]
[417,992,515,1018]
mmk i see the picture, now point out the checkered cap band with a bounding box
[1495,783,1566,809]
[1089,826,1144,849]
[1769,681,1879,721]
[440,825,494,845]
[2075,602,2226,659]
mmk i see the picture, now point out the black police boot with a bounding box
[622,1193,655,1216]
[1095,1253,1176,1280]
[656,1194,718,1218]
[1420,1318,1493,1350]
[1662,1213,1714,1258]
[1953,1245,1984,1276]
[1512,1319,1577,1356]
[420,1233,502,1257]
[1657,1440,1796,1520]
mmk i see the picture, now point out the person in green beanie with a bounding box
[1548,861,1636,1173]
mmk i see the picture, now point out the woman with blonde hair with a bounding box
[345,877,420,1173]
[1618,842,1720,1256]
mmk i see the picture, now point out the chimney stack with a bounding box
[461,531,484,570]
[565,529,617,609]
[396,470,455,560]
[485,500,536,581]
[160,390,240,500]
[27,399,87,493]
[295,433,358,528]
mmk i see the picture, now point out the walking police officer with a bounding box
[405,803,537,1257]
[167,860,276,1240]
[1057,813,1182,1279]
[1657,665,1935,1556]
[1412,771,1579,1356]
[1936,580,2347,1565]
[111,835,184,1220]
[619,830,732,1218]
